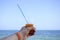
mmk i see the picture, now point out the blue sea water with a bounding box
[0,30,60,40]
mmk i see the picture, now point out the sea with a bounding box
[0,30,60,40]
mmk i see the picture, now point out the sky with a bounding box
[0,0,60,30]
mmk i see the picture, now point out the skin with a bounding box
[0,26,35,40]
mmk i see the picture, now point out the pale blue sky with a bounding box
[0,0,60,30]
